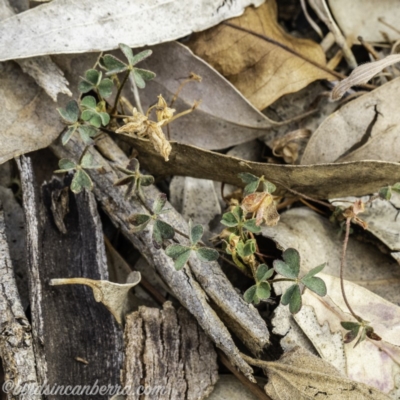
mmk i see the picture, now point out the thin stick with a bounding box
[111,70,130,115]
[217,350,272,400]
[340,218,362,322]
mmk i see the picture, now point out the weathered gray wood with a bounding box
[18,156,123,399]
[0,202,39,400]
[123,302,218,400]
[51,135,270,380]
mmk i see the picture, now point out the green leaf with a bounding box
[153,193,167,214]
[114,176,135,187]
[238,172,259,184]
[244,181,259,196]
[101,54,127,75]
[221,212,238,227]
[57,100,79,124]
[190,221,203,244]
[130,49,153,66]
[244,285,257,304]
[196,247,219,262]
[281,284,302,314]
[98,78,113,98]
[62,126,78,145]
[84,69,101,85]
[119,43,135,65]
[80,153,95,169]
[99,112,110,126]
[282,248,300,272]
[378,186,392,200]
[129,214,151,232]
[302,276,327,296]
[70,169,93,193]
[140,175,154,186]
[243,219,261,233]
[256,264,274,282]
[78,80,93,93]
[173,250,191,270]
[392,183,400,194]
[58,158,76,171]
[80,95,97,109]
[165,244,190,259]
[262,180,276,193]
[256,281,271,300]
[354,328,367,347]
[152,219,175,248]
[341,321,360,330]
[132,69,146,89]
[273,260,297,279]
[302,263,326,279]
[135,68,156,81]
[77,125,98,144]
[344,328,360,344]
[232,206,243,221]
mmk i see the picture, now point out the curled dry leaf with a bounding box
[302,77,400,164]
[332,54,400,100]
[118,134,400,199]
[0,0,264,61]
[50,272,141,325]
[241,192,280,226]
[261,346,391,399]
[272,129,311,164]
[328,0,400,43]
[188,0,334,110]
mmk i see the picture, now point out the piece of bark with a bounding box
[17,156,123,399]
[51,135,270,380]
[0,202,39,400]
[123,302,218,400]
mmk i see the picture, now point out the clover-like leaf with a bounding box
[242,219,261,233]
[392,182,400,193]
[132,68,156,89]
[189,220,203,245]
[256,264,274,282]
[80,96,110,128]
[379,186,392,200]
[262,180,276,194]
[152,220,175,249]
[101,54,128,75]
[256,281,271,300]
[80,153,98,169]
[274,248,300,279]
[77,125,98,144]
[129,214,151,233]
[61,126,78,145]
[221,211,239,227]
[281,284,302,314]
[302,276,327,296]
[244,285,258,304]
[196,247,219,262]
[238,172,260,195]
[57,100,79,124]
[120,45,152,66]
[153,193,168,215]
[70,169,93,194]
[165,244,192,270]
[236,239,256,258]
[56,158,76,172]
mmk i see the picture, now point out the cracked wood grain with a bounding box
[50,135,270,381]
[0,202,40,400]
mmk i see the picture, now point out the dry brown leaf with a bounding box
[332,54,400,100]
[260,347,391,399]
[117,134,400,199]
[188,0,334,110]
[302,77,400,164]
[50,273,141,325]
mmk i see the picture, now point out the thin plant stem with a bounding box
[340,217,362,322]
[111,70,130,115]
[129,73,144,114]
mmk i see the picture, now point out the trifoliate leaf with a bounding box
[130,49,153,66]
[80,153,96,169]
[273,260,297,279]
[232,206,243,221]
[340,321,360,330]
[244,285,257,304]
[101,54,127,75]
[128,214,151,233]
[196,247,219,262]
[302,276,327,296]
[302,263,326,279]
[189,221,203,245]
[57,100,79,124]
[99,112,110,126]
[152,219,175,249]
[77,125,98,144]
[131,69,146,89]
[221,211,238,227]
[62,126,78,145]
[135,67,156,82]
[244,180,259,196]
[281,284,302,314]
[262,180,276,194]
[256,281,271,300]
[153,193,167,214]
[70,169,93,194]
[238,172,259,184]
[173,250,192,270]
[98,78,113,98]
[378,186,392,200]
[80,95,97,109]
[256,264,274,282]
[165,244,190,259]
[243,219,261,233]
[58,158,76,171]
[81,110,101,127]
[282,248,300,273]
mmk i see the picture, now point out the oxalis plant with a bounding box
[54,43,329,320]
